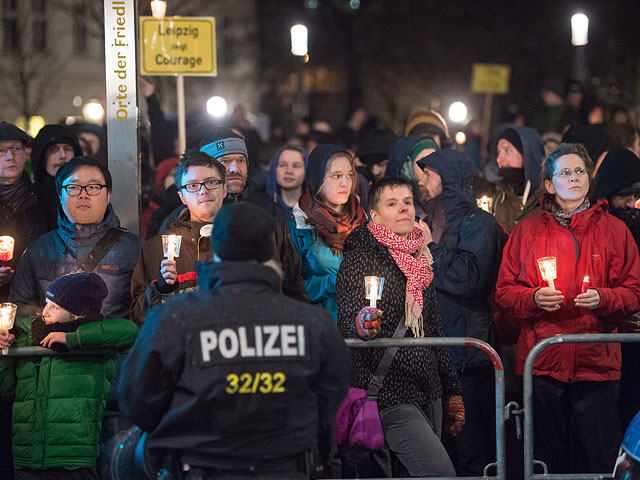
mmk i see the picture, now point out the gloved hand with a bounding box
[444,395,465,436]
[355,307,382,340]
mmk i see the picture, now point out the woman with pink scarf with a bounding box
[337,177,463,478]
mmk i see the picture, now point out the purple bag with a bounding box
[334,387,385,451]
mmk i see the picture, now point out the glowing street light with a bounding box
[571,13,589,46]
[206,96,228,118]
[448,101,468,123]
[150,0,167,19]
[291,24,308,56]
[82,99,105,124]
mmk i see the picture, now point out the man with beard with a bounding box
[199,127,308,301]
[491,126,545,233]
[595,147,640,433]
[416,149,503,476]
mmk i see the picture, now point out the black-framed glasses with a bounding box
[552,166,589,178]
[61,184,107,196]
[181,179,223,193]
[0,145,25,157]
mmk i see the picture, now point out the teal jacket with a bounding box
[0,316,138,470]
[288,205,343,322]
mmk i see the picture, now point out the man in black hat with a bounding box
[595,148,640,249]
[0,122,49,301]
[595,147,640,434]
[119,202,350,480]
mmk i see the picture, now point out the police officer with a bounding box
[118,202,350,480]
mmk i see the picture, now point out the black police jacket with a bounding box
[118,260,349,470]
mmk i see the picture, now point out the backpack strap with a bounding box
[77,228,126,273]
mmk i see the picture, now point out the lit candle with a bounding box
[162,234,182,262]
[0,236,14,267]
[537,256,557,291]
[480,196,489,212]
[364,276,384,309]
[0,303,17,355]
[581,275,590,294]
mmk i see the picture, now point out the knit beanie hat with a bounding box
[497,128,524,156]
[404,110,450,140]
[199,127,249,161]
[211,202,276,262]
[409,137,440,162]
[595,148,640,199]
[0,122,30,146]
[46,272,108,316]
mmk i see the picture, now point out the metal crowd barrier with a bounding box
[522,333,640,480]
[4,339,505,480]
[345,336,505,480]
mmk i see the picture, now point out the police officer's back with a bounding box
[118,202,350,479]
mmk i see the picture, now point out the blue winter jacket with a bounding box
[9,205,142,319]
[418,150,503,369]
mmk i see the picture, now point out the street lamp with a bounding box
[448,101,468,124]
[206,96,227,118]
[571,13,588,46]
[290,24,308,56]
[82,99,105,124]
[571,13,588,83]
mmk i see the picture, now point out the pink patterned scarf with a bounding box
[367,222,434,337]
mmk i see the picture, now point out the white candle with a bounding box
[0,236,14,266]
[537,257,558,291]
[162,234,182,261]
[364,276,384,309]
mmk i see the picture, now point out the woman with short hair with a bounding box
[496,143,640,474]
[337,177,463,478]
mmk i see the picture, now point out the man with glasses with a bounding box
[0,122,50,302]
[131,151,226,325]
[9,156,141,320]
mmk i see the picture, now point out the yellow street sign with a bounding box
[140,16,216,76]
[471,63,510,95]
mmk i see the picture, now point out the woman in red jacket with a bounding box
[496,143,640,475]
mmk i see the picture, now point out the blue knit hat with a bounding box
[46,272,108,316]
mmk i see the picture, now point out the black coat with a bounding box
[0,178,49,301]
[337,224,460,410]
[119,260,349,469]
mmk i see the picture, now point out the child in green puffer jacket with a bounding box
[0,272,138,480]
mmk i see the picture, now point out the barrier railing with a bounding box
[522,333,640,480]
[4,338,504,480]
[3,346,116,357]
[345,336,505,480]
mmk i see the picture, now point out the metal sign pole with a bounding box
[104,0,140,234]
[177,74,186,155]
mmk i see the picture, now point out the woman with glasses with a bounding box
[495,143,640,474]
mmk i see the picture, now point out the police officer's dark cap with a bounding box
[212,202,276,262]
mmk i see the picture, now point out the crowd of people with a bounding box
[0,76,640,480]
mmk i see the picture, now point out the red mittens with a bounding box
[444,395,465,436]
[355,307,382,340]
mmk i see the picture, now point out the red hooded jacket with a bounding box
[496,199,640,382]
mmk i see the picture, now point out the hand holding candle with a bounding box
[0,303,17,355]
